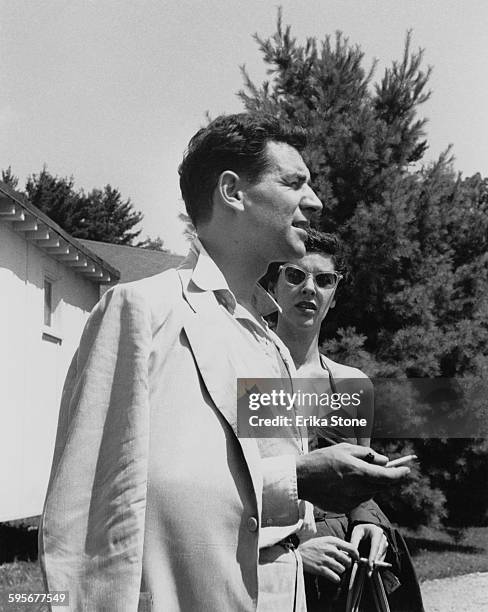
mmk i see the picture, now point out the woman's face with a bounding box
[271,252,338,331]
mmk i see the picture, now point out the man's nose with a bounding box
[300,186,323,219]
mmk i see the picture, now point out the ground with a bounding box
[421,572,488,612]
[1,525,488,610]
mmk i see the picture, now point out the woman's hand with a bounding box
[299,536,359,584]
[350,523,388,576]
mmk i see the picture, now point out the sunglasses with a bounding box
[279,264,343,290]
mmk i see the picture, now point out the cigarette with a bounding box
[385,454,417,468]
[358,557,392,568]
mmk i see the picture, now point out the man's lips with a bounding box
[295,301,317,311]
[292,223,309,236]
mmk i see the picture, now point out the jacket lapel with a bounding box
[177,268,263,511]
[183,305,239,433]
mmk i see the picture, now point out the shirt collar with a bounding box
[189,237,281,317]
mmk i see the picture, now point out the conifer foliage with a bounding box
[241,11,488,527]
[21,167,143,244]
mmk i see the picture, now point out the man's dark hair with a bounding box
[260,229,345,291]
[178,113,307,227]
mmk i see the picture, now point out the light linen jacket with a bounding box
[39,251,302,611]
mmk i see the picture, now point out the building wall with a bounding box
[0,222,100,521]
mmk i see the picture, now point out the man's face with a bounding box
[240,141,323,262]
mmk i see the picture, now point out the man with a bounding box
[39,113,409,611]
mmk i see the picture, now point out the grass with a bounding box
[401,525,488,582]
[0,561,46,611]
[1,526,488,598]
[0,520,46,610]
[0,559,44,590]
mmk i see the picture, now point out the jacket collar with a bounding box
[178,237,280,318]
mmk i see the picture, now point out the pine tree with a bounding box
[241,11,488,526]
[23,168,143,244]
[136,235,167,251]
[1,167,19,190]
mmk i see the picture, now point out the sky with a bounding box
[2,0,487,254]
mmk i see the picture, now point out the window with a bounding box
[44,278,53,326]
[42,274,62,344]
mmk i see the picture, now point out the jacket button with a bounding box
[247,516,258,532]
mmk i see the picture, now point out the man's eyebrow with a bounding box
[284,171,310,183]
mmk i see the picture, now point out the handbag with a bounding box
[346,559,391,612]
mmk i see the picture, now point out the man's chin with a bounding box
[285,237,307,258]
[269,235,306,262]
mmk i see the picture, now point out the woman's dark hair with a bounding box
[304,229,344,270]
[178,113,307,227]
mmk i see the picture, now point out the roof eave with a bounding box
[0,181,121,284]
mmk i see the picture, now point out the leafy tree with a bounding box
[136,235,167,251]
[1,167,19,190]
[76,184,142,244]
[25,169,78,231]
[241,12,488,527]
[23,167,143,245]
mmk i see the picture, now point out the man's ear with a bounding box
[330,298,336,310]
[217,170,244,212]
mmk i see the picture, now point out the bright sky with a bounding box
[2,1,487,254]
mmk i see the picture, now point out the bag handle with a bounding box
[345,561,391,612]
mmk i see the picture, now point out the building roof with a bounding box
[78,239,185,283]
[0,181,119,284]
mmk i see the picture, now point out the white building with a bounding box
[0,182,186,522]
[0,182,119,522]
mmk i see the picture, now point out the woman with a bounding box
[264,229,424,612]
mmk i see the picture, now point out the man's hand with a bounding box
[299,536,359,584]
[296,443,410,512]
[350,524,388,576]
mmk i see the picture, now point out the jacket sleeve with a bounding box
[39,284,153,611]
[260,455,300,526]
[348,498,392,530]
